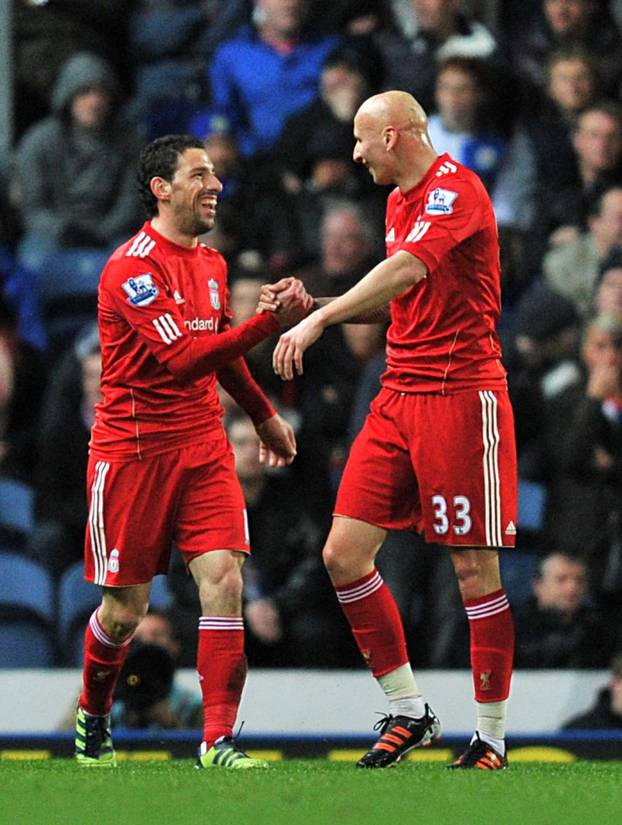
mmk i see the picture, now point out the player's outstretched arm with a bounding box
[255,412,297,467]
[273,250,426,380]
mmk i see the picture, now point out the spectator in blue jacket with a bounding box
[201,0,342,159]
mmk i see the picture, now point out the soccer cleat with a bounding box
[195,737,269,770]
[449,733,508,770]
[356,704,442,768]
[74,706,117,767]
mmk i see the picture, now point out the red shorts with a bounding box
[84,435,249,586]
[335,387,517,548]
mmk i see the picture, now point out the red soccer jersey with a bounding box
[382,153,507,393]
[91,222,277,460]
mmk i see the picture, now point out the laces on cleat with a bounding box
[356,704,441,769]
[74,706,117,766]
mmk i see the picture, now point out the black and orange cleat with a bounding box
[356,705,442,768]
[449,733,508,770]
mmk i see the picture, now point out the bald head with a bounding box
[355,91,428,135]
[352,91,437,190]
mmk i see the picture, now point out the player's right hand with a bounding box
[257,277,314,326]
[273,312,326,380]
[255,413,297,466]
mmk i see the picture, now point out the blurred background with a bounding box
[1,0,622,755]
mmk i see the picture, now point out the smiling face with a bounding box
[164,147,223,238]
[353,110,393,185]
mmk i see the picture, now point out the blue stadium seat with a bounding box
[500,550,540,607]
[58,561,101,666]
[149,575,172,612]
[0,551,55,667]
[58,565,171,665]
[517,479,547,533]
[0,623,55,667]
[0,478,34,541]
[40,249,110,302]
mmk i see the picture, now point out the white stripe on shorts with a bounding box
[88,460,110,585]
[479,391,502,547]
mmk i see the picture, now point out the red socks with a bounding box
[464,589,514,702]
[197,616,247,747]
[334,570,409,677]
[79,610,133,716]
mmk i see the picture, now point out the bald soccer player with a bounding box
[264,92,517,770]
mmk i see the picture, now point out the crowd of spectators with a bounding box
[1,0,622,677]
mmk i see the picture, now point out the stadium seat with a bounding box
[149,575,172,612]
[58,566,172,664]
[0,623,55,667]
[0,551,55,667]
[57,561,101,666]
[0,477,34,543]
[40,248,110,303]
[499,550,540,607]
[517,479,547,533]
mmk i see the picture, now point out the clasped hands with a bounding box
[256,277,326,380]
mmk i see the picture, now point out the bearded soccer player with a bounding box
[266,91,517,770]
[74,134,308,769]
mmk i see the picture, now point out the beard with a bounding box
[174,203,213,237]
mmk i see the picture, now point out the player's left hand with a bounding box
[255,413,297,467]
[273,313,326,380]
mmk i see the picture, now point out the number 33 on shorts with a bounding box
[431,494,472,536]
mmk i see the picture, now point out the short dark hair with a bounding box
[436,56,490,91]
[137,134,206,217]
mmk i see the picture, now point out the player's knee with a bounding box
[453,557,485,597]
[323,542,355,581]
[102,607,145,642]
[200,566,243,602]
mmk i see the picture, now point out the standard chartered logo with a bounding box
[184,317,219,331]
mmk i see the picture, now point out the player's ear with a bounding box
[382,126,396,150]
[151,176,171,203]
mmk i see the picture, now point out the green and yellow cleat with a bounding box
[195,737,269,770]
[74,706,117,767]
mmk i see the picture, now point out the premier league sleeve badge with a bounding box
[122,273,160,306]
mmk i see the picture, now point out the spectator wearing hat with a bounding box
[373,0,499,114]
[13,52,142,282]
[563,653,622,729]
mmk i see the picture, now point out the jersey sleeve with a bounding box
[398,175,486,273]
[101,258,280,383]
[217,358,275,424]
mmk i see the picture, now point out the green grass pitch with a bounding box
[2,759,621,825]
